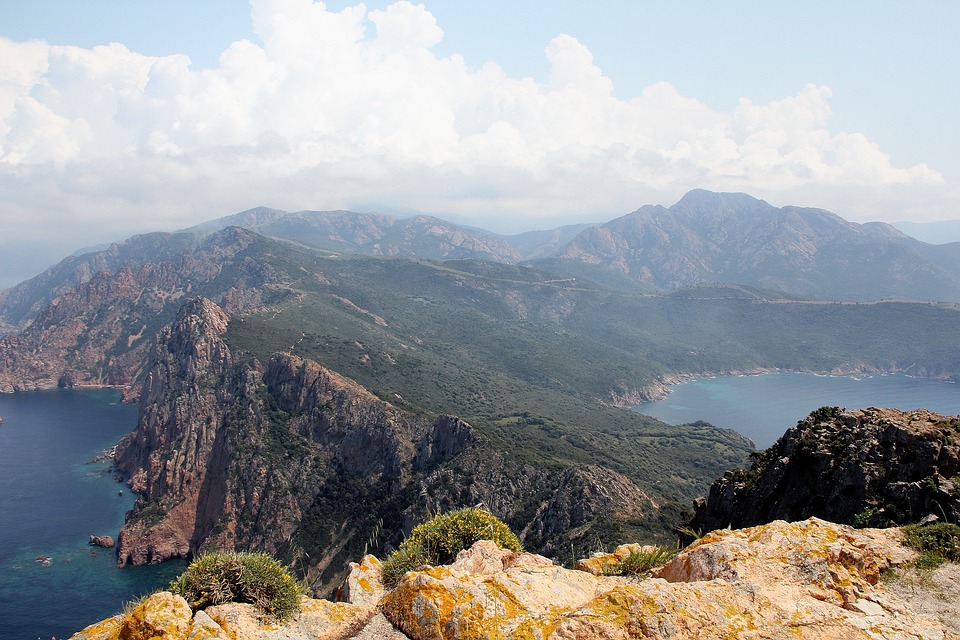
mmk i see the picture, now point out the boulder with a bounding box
[71,592,374,640]
[383,522,953,640]
[206,598,371,639]
[70,592,213,640]
[343,554,387,608]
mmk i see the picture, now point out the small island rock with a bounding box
[89,535,115,548]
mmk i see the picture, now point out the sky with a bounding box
[1,0,958,286]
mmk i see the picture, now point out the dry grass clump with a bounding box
[169,551,303,621]
[382,507,521,585]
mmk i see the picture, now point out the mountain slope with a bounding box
[549,189,960,301]
[4,224,960,402]
[114,297,708,591]
[186,207,523,263]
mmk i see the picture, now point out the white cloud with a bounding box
[0,0,952,272]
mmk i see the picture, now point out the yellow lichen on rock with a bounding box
[68,614,124,640]
[69,592,223,640]
[386,522,953,640]
[70,520,958,640]
[345,553,387,608]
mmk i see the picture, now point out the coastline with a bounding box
[611,364,960,409]
[0,382,139,403]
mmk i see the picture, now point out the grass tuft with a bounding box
[381,507,521,585]
[602,546,677,578]
[169,551,303,621]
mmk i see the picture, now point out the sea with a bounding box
[634,372,960,449]
[3,375,960,638]
[0,389,184,640]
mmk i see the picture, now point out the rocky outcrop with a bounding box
[114,297,661,592]
[88,535,115,548]
[71,519,958,640]
[691,407,960,534]
[115,295,435,575]
[69,590,374,640]
[383,519,953,640]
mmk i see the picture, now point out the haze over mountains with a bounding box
[182,189,960,303]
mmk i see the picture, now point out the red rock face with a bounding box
[0,227,288,393]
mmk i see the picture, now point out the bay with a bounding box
[634,372,960,449]
[0,389,184,640]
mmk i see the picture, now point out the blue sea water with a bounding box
[634,372,960,449]
[0,389,184,640]
[3,377,960,637]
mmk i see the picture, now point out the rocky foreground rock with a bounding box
[691,406,960,534]
[71,518,958,639]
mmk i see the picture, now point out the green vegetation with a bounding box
[602,546,678,578]
[901,523,960,569]
[810,405,842,424]
[169,551,303,621]
[853,506,878,529]
[219,246,960,543]
[381,507,522,585]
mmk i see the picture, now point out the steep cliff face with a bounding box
[115,296,662,591]
[691,406,960,533]
[115,295,437,576]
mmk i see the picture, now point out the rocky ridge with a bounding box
[0,227,299,392]
[691,406,960,534]
[114,296,662,591]
[71,518,958,639]
[189,207,525,264]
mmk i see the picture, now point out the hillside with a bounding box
[165,189,960,302]
[114,296,751,592]
[4,221,960,398]
[185,207,525,264]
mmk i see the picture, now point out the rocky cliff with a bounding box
[71,518,958,639]
[114,296,663,591]
[691,406,960,534]
[0,227,299,392]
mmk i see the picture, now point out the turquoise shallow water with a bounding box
[0,390,184,640]
[634,372,960,449]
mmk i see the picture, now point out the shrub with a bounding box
[381,507,521,585]
[169,551,303,621]
[901,523,960,569]
[853,506,877,529]
[602,546,677,578]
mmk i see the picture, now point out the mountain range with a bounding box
[182,189,960,302]
[3,189,960,594]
